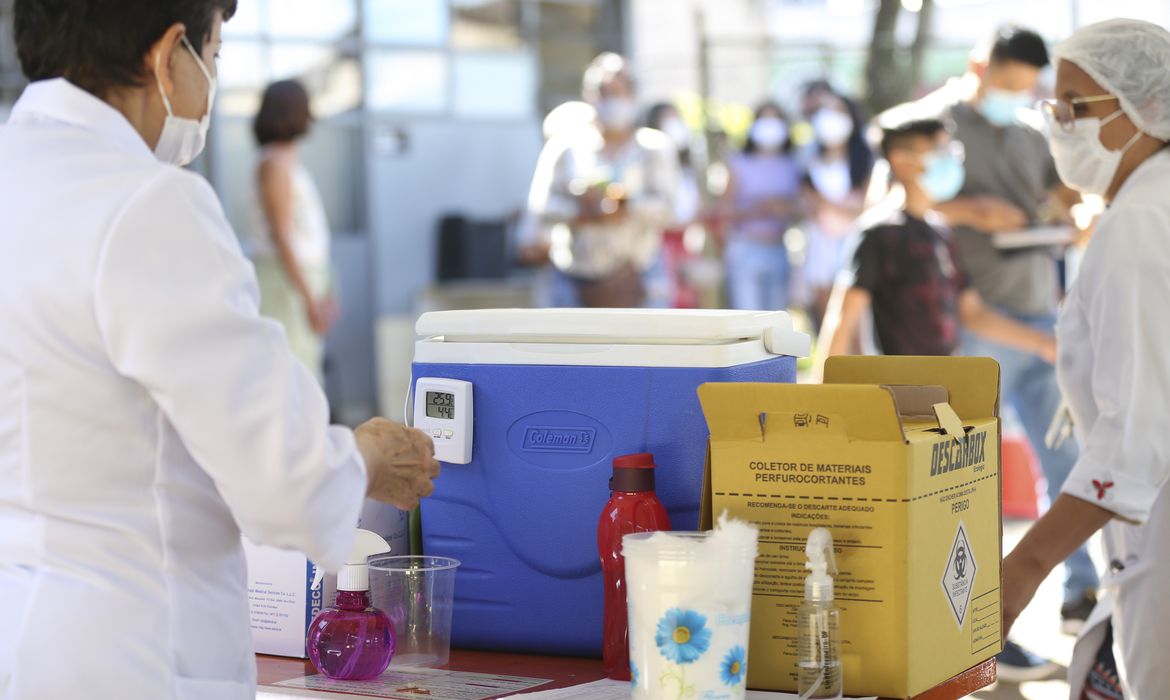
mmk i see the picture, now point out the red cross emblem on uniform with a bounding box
[1092,479,1115,500]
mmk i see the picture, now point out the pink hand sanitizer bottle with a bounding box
[306,530,396,680]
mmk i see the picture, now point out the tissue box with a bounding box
[244,501,410,658]
[699,356,1003,699]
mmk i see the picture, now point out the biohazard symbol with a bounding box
[954,545,968,581]
[1093,479,1115,500]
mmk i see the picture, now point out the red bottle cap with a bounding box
[613,453,656,470]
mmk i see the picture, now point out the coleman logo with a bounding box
[523,427,596,453]
[930,434,986,476]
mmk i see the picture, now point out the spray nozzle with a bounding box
[804,528,838,602]
[310,529,392,593]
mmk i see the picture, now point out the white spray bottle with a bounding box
[306,529,396,680]
[798,527,843,699]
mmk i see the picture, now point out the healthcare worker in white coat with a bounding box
[0,3,440,699]
[1002,19,1170,700]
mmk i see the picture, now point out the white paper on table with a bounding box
[991,224,1075,249]
[502,678,876,700]
[270,667,552,700]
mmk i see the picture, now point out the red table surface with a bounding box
[256,652,995,700]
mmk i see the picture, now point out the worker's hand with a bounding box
[1001,549,1048,636]
[973,197,1028,234]
[356,418,441,511]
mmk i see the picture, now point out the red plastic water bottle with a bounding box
[598,452,671,681]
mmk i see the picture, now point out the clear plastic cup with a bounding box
[624,526,758,700]
[368,555,460,668]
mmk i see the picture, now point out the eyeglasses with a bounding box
[1038,95,1119,132]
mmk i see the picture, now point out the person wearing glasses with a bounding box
[915,26,1098,678]
[1003,19,1170,700]
[818,108,1056,367]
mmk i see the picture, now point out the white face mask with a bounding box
[811,108,854,147]
[596,97,639,132]
[750,117,788,151]
[660,118,691,149]
[153,35,217,166]
[1048,110,1142,196]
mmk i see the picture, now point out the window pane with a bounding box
[268,0,358,40]
[364,0,449,46]
[219,41,269,90]
[270,44,338,81]
[453,52,535,118]
[223,0,264,37]
[366,51,449,113]
[452,0,523,50]
[217,41,268,117]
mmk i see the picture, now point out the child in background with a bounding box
[819,108,1056,365]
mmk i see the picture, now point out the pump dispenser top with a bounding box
[312,529,393,592]
[804,527,838,602]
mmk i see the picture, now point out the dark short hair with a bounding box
[878,116,947,158]
[989,26,1050,69]
[14,0,237,99]
[254,80,313,146]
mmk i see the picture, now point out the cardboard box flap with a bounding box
[885,385,949,420]
[823,356,1000,421]
[698,382,907,443]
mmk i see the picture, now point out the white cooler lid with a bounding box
[415,309,810,358]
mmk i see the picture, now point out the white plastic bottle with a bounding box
[797,528,843,700]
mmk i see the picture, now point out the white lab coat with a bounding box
[1056,150,1170,699]
[0,79,367,699]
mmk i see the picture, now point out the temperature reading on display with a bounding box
[426,391,455,420]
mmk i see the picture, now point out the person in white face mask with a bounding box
[527,53,679,308]
[1002,18,1170,700]
[718,102,805,311]
[0,3,440,698]
[798,88,875,330]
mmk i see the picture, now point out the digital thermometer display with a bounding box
[426,392,455,420]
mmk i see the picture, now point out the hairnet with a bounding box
[1054,19,1170,140]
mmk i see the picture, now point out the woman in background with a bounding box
[800,89,874,330]
[719,102,804,311]
[251,80,336,383]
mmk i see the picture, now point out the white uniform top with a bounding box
[1057,149,1170,699]
[0,79,367,700]
[244,147,332,268]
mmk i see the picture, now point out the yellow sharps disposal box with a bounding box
[699,356,1003,699]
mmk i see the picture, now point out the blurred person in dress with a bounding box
[248,80,337,383]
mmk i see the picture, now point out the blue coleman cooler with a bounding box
[410,309,809,655]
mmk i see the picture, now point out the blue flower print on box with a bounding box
[630,660,639,688]
[720,646,747,686]
[655,608,712,664]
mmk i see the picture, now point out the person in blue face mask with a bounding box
[818,108,1056,369]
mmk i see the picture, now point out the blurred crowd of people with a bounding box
[517,52,880,328]
[509,26,1105,685]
